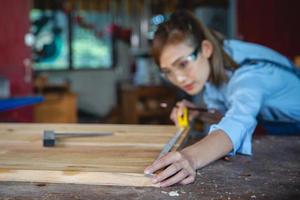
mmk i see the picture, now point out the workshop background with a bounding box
[0,0,300,124]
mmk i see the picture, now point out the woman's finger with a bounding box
[179,175,196,185]
[170,107,178,125]
[176,102,185,117]
[159,168,190,187]
[144,152,181,175]
[153,161,183,183]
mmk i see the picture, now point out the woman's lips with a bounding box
[183,83,194,91]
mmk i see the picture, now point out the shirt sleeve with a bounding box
[203,83,227,114]
[209,71,266,156]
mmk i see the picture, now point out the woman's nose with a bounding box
[175,73,188,83]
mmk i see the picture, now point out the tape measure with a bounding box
[177,107,189,128]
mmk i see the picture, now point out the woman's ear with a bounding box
[201,40,213,59]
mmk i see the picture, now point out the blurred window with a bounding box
[30,9,69,70]
[72,11,112,69]
[30,7,113,71]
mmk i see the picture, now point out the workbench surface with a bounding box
[0,134,299,200]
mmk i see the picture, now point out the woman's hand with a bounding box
[144,151,197,187]
[170,100,199,126]
[170,100,223,125]
[144,131,233,187]
[197,109,223,124]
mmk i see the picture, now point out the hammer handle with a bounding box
[57,132,113,137]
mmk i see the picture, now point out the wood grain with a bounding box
[0,123,189,187]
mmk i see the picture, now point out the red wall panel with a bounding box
[237,0,300,59]
[0,0,33,122]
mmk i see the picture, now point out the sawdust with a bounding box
[168,190,179,197]
[161,190,180,197]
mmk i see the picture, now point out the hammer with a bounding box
[43,130,113,147]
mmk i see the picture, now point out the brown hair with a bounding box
[152,10,237,87]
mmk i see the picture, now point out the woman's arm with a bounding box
[144,129,233,187]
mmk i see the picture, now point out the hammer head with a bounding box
[43,130,56,147]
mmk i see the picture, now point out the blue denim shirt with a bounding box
[203,40,300,155]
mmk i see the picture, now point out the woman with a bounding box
[144,10,300,187]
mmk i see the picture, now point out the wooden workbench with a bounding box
[0,123,189,187]
[0,126,299,199]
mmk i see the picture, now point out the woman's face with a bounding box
[159,40,212,95]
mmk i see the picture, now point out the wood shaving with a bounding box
[168,190,179,197]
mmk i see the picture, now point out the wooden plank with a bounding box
[0,123,189,187]
[0,170,155,187]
